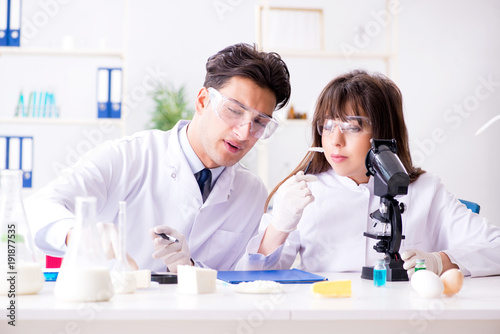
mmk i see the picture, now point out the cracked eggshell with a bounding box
[440,269,464,296]
[411,270,444,298]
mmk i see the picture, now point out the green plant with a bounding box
[149,84,194,131]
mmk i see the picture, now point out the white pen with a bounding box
[304,147,324,174]
[155,232,179,243]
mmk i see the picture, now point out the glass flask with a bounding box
[54,196,114,302]
[373,259,387,287]
[0,170,44,295]
[110,201,136,294]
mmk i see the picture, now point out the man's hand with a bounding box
[150,226,191,273]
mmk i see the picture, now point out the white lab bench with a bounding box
[1,272,499,334]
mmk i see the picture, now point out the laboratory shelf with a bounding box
[0,117,124,127]
[270,49,395,59]
[0,47,124,58]
[0,0,129,192]
[277,118,310,126]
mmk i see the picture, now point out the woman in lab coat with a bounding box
[237,70,500,277]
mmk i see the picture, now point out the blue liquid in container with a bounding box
[373,259,387,287]
[44,271,59,282]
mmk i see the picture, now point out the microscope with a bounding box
[361,139,410,281]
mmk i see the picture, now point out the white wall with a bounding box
[124,0,258,134]
[398,0,500,225]
[1,0,498,225]
[124,0,500,225]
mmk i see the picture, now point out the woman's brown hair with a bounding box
[265,69,425,210]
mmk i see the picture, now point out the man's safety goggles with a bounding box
[208,87,279,140]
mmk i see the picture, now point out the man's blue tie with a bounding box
[196,168,212,202]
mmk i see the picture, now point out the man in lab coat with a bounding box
[25,43,291,273]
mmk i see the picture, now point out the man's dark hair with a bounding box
[203,43,291,110]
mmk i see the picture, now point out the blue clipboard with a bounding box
[217,269,328,284]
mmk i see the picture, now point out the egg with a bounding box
[440,269,464,296]
[411,270,444,298]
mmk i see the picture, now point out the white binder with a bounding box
[8,136,20,170]
[21,137,33,187]
[97,68,110,118]
[0,136,7,169]
[0,136,34,187]
[0,0,7,46]
[7,0,21,46]
[110,68,122,118]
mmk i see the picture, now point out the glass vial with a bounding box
[415,259,426,272]
[373,259,387,287]
[110,201,136,294]
[0,170,45,295]
[54,196,114,302]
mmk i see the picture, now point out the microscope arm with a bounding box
[387,196,403,257]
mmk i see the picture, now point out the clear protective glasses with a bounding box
[207,87,279,140]
[317,116,372,136]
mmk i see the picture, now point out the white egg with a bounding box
[411,270,444,298]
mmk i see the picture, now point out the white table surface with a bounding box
[2,272,500,334]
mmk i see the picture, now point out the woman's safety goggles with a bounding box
[317,116,372,136]
[208,87,279,140]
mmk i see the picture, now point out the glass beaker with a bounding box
[0,169,45,295]
[110,201,136,294]
[54,196,114,302]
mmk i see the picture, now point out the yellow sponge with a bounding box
[311,280,352,298]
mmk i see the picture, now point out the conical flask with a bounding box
[54,196,114,302]
[110,201,136,294]
[0,170,44,295]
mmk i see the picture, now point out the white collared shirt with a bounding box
[178,124,224,188]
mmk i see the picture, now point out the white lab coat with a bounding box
[25,121,267,272]
[237,168,500,277]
